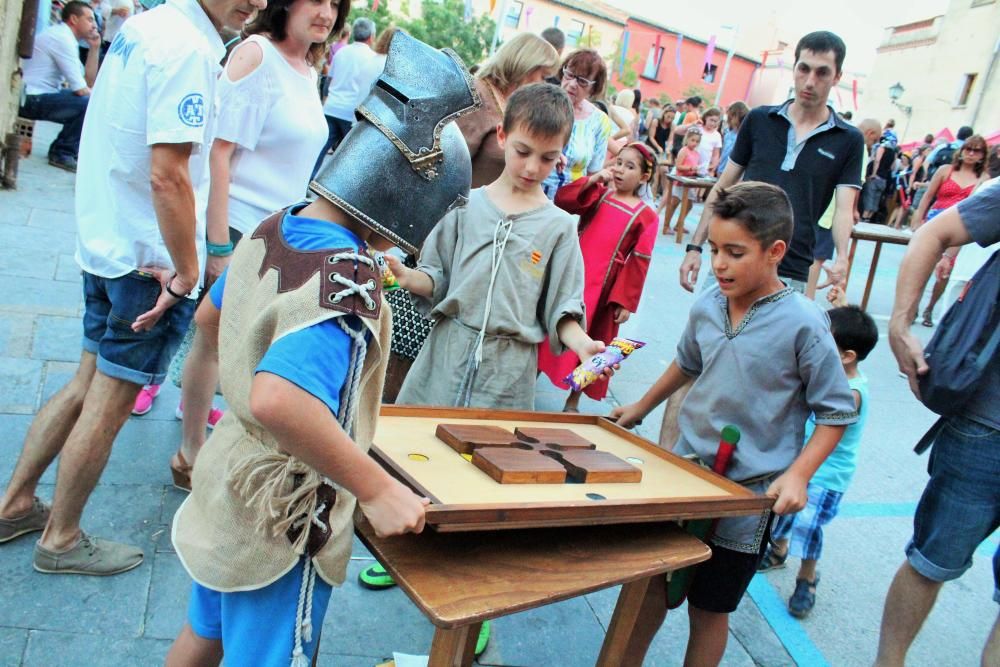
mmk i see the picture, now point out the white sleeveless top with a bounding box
[215,35,328,234]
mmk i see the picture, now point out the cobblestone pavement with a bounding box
[0,122,995,666]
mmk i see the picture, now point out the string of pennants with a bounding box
[375,0,861,108]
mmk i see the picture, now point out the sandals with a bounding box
[757,545,788,572]
[921,311,934,327]
[170,451,192,492]
[789,575,819,618]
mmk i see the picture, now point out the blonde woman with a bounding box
[456,32,559,187]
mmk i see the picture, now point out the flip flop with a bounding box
[475,620,491,657]
[358,563,397,590]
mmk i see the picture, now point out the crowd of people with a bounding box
[3,5,998,666]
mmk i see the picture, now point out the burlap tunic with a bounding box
[172,213,392,590]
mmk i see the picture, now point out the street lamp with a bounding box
[888,82,912,139]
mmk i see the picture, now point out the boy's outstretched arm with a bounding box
[608,361,691,428]
[250,372,429,537]
[766,424,845,515]
[556,316,606,361]
[384,254,434,298]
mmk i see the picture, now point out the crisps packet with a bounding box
[565,337,645,391]
[374,252,401,291]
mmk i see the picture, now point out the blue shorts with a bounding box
[906,415,1000,602]
[188,558,333,666]
[772,484,843,561]
[81,271,195,386]
[813,227,834,261]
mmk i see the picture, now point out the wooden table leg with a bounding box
[428,622,480,667]
[860,241,882,311]
[597,574,669,667]
[675,189,691,244]
[844,237,859,290]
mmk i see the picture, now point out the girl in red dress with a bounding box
[539,142,659,412]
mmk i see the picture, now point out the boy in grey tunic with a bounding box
[612,182,857,666]
[389,84,610,410]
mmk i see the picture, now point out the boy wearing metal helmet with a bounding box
[168,32,479,666]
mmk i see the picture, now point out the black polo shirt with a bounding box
[730,102,863,281]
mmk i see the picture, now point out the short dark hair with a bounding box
[245,0,351,65]
[828,305,878,361]
[795,31,846,74]
[711,181,794,248]
[687,96,702,107]
[61,0,91,22]
[956,125,974,141]
[541,26,565,53]
[503,82,574,145]
[923,133,935,144]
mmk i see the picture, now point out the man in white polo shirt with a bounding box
[0,0,265,576]
[311,17,379,178]
[19,1,100,172]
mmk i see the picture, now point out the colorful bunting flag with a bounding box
[852,79,858,110]
[620,30,630,76]
[524,5,533,28]
[703,35,716,70]
[371,0,379,10]
[675,34,684,76]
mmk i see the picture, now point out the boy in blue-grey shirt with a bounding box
[612,181,858,666]
[759,288,878,619]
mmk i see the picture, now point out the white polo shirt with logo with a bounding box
[75,0,224,292]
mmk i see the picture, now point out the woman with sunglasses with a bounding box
[540,49,613,199]
[912,134,990,326]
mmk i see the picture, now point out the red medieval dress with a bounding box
[538,176,659,400]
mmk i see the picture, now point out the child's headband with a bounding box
[623,142,655,173]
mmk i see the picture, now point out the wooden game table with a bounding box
[846,222,912,311]
[356,518,710,667]
[360,406,772,665]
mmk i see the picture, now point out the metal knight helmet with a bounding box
[309,31,481,255]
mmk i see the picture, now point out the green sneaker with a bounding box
[358,563,397,590]
[475,620,491,657]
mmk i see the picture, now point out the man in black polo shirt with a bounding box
[679,31,864,292]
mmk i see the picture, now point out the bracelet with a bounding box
[685,244,703,254]
[207,241,234,257]
[165,273,191,299]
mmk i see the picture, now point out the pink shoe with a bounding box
[175,402,225,430]
[132,384,161,416]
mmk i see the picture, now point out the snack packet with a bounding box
[374,252,401,291]
[564,337,645,392]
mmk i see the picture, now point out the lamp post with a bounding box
[888,82,913,141]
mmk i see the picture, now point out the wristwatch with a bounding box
[685,244,703,254]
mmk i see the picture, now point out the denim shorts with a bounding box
[907,415,1000,601]
[82,271,195,386]
[813,227,834,261]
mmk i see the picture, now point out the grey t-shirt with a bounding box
[674,285,859,483]
[956,176,1000,430]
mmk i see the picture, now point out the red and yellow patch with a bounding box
[530,250,543,264]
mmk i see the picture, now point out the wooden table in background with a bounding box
[356,519,710,667]
[665,175,716,243]
[846,222,912,311]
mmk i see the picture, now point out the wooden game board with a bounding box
[371,405,773,532]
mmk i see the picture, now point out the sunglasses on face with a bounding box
[561,68,596,89]
[964,147,985,154]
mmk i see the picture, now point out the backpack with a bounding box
[927,144,957,179]
[914,249,1000,452]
